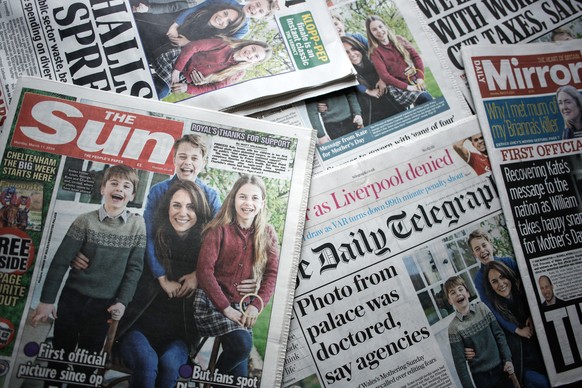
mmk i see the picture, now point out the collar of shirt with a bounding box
[455,302,476,322]
[99,205,129,223]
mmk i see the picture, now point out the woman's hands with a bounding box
[406,80,427,92]
[158,276,182,298]
[159,272,198,298]
[168,35,190,47]
[177,272,198,298]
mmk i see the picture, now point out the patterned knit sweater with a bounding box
[40,209,146,306]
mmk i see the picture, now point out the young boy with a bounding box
[30,165,146,385]
[445,276,514,388]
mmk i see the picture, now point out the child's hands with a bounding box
[503,361,515,375]
[241,305,259,328]
[176,272,198,298]
[223,306,243,326]
[70,251,90,270]
[237,278,258,295]
[158,276,182,298]
[108,303,126,321]
[30,303,56,327]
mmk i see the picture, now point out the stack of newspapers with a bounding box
[0,0,581,387]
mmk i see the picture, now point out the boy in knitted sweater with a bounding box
[30,165,146,385]
[445,276,514,388]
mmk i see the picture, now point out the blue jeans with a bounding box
[216,330,253,378]
[120,329,188,388]
[414,91,433,105]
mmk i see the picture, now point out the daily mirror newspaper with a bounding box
[402,0,582,106]
[463,40,582,386]
[0,0,356,114]
[281,116,552,387]
[0,77,315,388]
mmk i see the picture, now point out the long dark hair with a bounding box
[154,180,211,277]
[341,35,377,90]
[484,261,528,326]
[180,3,246,41]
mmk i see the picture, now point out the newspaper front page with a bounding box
[401,0,582,106]
[0,0,356,114]
[299,0,472,174]
[463,40,582,386]
[282,116,551,387]
[0,77,315,388]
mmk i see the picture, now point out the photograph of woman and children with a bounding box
[307,0,443,144]
[23,134,287,388]
[404,216,551,388]
[129,0,293,102]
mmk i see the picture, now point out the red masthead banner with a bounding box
[11,93,182,174]
[471,50,582,98]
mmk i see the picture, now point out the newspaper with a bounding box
[462,40,582,386]
[0,0,356,115]
[401,0,582,106]
[0,76,315,388]
[281,115,551,387]
[251,0,472,175]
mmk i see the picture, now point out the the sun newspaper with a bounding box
[281,116,551,387]
[0,76,315,388]
[462,40,582,386]
[0,0,356,115]
[401,0,582,108]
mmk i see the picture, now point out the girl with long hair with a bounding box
[365,15,433,108]
[484,261,550,388]
[557,85,582,139]
[117,180,212,388]
[153,37,272,98]
[194,174,279,379]
[341,35,404,125]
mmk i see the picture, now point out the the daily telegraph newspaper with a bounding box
[402,0,582,106]
[282,116,551,387]
[0,77,315,388]
[0,0,356,115]
[463,40,582,386]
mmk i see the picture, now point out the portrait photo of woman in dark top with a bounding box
[341,35,404,125]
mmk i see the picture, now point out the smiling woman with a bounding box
[484,261,551,387]
[116,180,212,388]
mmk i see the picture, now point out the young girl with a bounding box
[153,37,272,98]
[194,175,279,378]
[365,15,433,108]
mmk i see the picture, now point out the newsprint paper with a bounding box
[0,77,315,388]
[282,116,552,387]
[463,40,582,386]
[403,0,582,107]
[0,0,356,114]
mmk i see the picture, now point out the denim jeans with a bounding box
[216,329,253,378]
[414,91,433,105]
[120,329,188,388]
